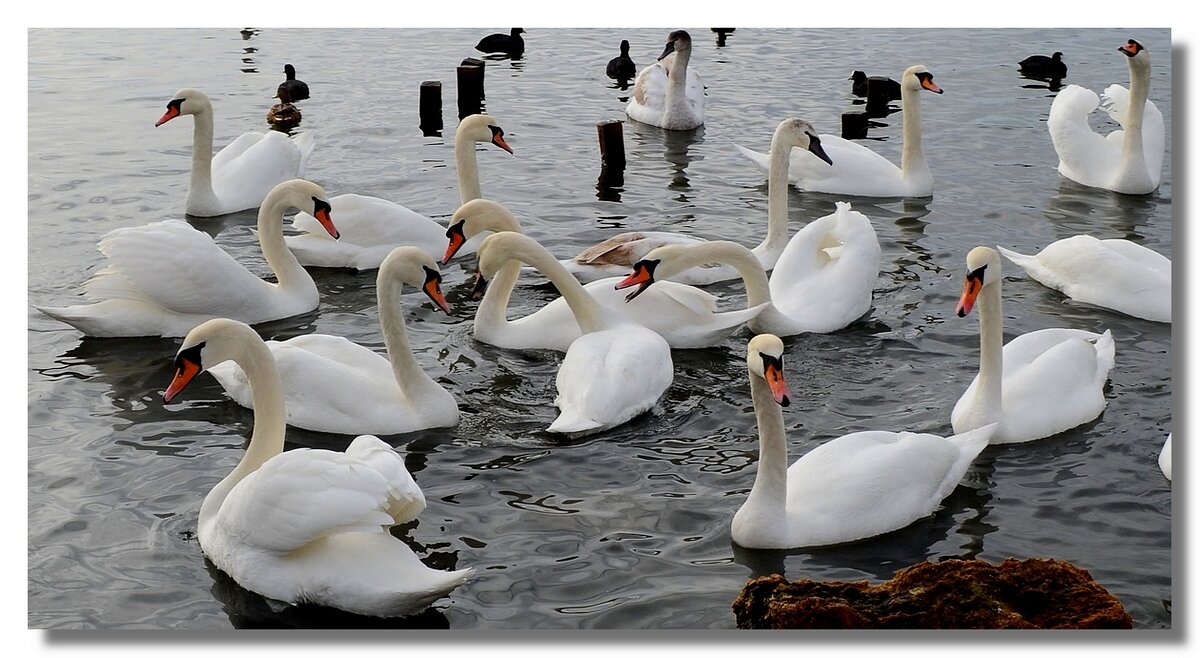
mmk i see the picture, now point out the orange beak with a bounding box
[921,77,943,94]
[491,132,513,154]
[421,267,453,314]
[442,221,467,265]
[764,359,791,407]
[956,275,983,317]
[163,357,201,403]
[614,260,658,302]
[312,198,338,239]
[155,105,180,127]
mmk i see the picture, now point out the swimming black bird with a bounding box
[1019,51,1067,78]
[849,70,901,100]
[606,40,636,83]
[278,64,309,102]
[476,28,525,56]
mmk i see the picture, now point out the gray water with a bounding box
[27,28,1173,630]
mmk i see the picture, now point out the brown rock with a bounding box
[732,557,1133,629]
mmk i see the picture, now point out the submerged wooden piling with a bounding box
[457,57,486,119]
[597,119,626,188]
[420,81,443,135]
[841,111,869,139]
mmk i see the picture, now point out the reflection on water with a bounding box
[1044,179,1166,242]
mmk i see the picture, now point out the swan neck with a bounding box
[189,108,216,198]
[513,243,609,333]
[745,370,790,518]
[900,84,927,178]
[975,279,1004,419]
[757,134,794,253]
[475,260,522,331]
[455,130,482,205]
[377,271,440,394]
[256,193,313,294]
[1123,57,1150,161]
[692,243,773,309]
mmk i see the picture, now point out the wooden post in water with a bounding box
[457,58,486,119]
[865,80,890,116]
[841,111,869,139]
[420,81,443,135]
[597,119,626,189]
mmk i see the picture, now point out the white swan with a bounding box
[560,118,832,285]
[997,236,1170,323]
[616,203,880,336]
[951,246,1116,444]
[735,65,944,197]
[475,232,673,435]
[38,179,339,338]
[163,318,471,617]
[443,199,766,350]
[155,88,315,217]
[1048,39,1164,195]
[207,247,460,435]
[626,29,704,130]
[283,114,513,271]
[1159,433,1172,481]
[730,334,995,549]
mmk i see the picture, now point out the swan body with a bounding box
[1048,39,1164,195]
[475,232,673,435]
[730,334,995,549]
[1159,434,1172,481]
[284,114,513,271]
[155,88,315,217]
[952,246,1116,444]
[443,199,766,350]
[207,247,460,434]
[618,202,880,337]
[561,117,832,285]
[625,30,704,130]
[38,179,338,338]
[163,318,471,617]
[997,236,1170,322]
[736,65,943,197]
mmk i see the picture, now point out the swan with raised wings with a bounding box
[997,236,1170,323]
[207,247,459,435]
[163,318,471,617]
[442,199,765,350]
[952,246,1116,444]
[736,65,944,197]
[1048,39,1164,195]
[38,179,338,338]
[474,232,673,435]
[283,114,513,271]
[155,88,315,217]
[617,202,880,336]
[731,334,995,549]
[559,117,832,285]
[626,29,704,130]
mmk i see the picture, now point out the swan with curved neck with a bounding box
[951,246,1116,444]
[735,65,943,197]
[617,203,880,336]
[475,231,673,435]
[163,318,472,616]
[443,199,766,350]
[207,247,460,434]
[284,114,513,271]
[38,179,338,338]
[731,334,995,549]
[1048,39,1164,194]
[557,117,832,285]
[155,88,315,217]
[626,30,704,130]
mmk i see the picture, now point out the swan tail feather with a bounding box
[291,131,316,177]
[1093,329,1116,376]
[946,422,998,456]
[734,143,771,175]
[547,409,605,435]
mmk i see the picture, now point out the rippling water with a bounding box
[27,27,1172,630]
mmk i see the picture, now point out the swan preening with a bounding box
[474,232,673,435]
[443,199,765,350]
[38,179,338,338]
[282,114,513,271]
[1048,39,1164,195]
[208,247,460,435]
[155,88,315,217]
[617,202,881,337]
[952,246,1116,444]
[560,117,832,285]
[736,65,943,197]
[626,30,705,130]
[163,318,471,617]
[731,334,996,549]
[997,236,1171,323]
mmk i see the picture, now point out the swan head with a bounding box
[774,117,833,166]
[155,88,212,127]
[443,198,523,265]
[457,114,513,153]
[472,231,543,300]
[1119,39,1151,71]
[614,241,702,301]
[902,65,943,94]
[956,246,1002,317]
[747,334,791,407]
[379,246,453,314]
[163,318,259,403]
[265,179,337,239]
[658,30,692,61]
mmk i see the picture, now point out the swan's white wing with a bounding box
[216,447,401,554]
[211,131,306,213]
[629,60,669,114]
[736,136,908,196]
[1048,85,1121,183]
[84,220,271,315]
[343,435,426,524]
[549,327,672,434]
[1099,85,1164,179]
[288,194,447,269]
[572,231,706,267]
